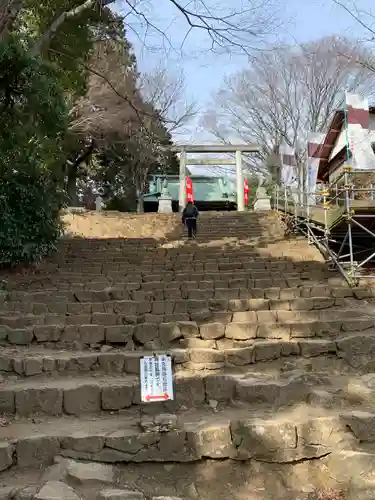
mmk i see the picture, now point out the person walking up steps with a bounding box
[182,201,199,239]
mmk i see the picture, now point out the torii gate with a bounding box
[170,144,260,212]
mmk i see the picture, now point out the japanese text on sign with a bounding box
[140,354,174,402]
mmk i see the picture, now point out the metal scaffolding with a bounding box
[273,166,375,286]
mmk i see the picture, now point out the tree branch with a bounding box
[31,0,115,55]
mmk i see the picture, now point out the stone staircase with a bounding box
[1,211,375,499]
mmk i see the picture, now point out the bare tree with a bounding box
[204,36,375,172]
[330,0,375,74]
[67,38,175,211]
[120,0,283,56]
[139,64,198,135]
[331,0,375,40]
[0,0,283,56]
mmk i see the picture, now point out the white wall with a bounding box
[329,130,347,162]
[329,122,375,170]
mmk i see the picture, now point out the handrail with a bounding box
[273,167,375,285]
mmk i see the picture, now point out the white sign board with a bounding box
[140,354,174,403]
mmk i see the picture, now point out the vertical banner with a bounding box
[279,142,297,187]
[344,92,371,169]
[244,179,250,207]
[186,176,194,203]
[306,132,326,205]
[279,142,298,202]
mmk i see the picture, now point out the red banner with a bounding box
[244,179,250,206]
[186,176,194,203]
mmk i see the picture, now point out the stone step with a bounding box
[6,261,323,275]
[0,313,371,347]
[0,406,374,470]
[49,247,289,259]
[1,296,347,316]
[40,260,311,273]
[0,333,369,377]
[0,305,362,329]
[0,271,350,296]
[0,370,320,417]
[50,249,288,257]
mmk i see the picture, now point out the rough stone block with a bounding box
[299,339,335,357]
[102,383,134,410]
[228,299,249,312]
[208,299,229,312]
[0,488,18,500]
[159,323,182,346]
[337,334,375,369]
[16,436,60,467]
[236,379,283,404]
[35,481,80,500]
[105,325,134,344]
[290,322,316,338]
[225,323,257,340]
[226,347,253,366]
[269,300,290,311]
[8,329,34,345]
[15,388,63,416]
[175,375,205,406]
[256,324,289,339]
[105,430,158,455]
[205,374,236,402]
[98,353,125,373]
[152,497,182,500]
[253,342,282,362]
[190,349,224,365]
[342,319,374,332]
[34,325,62,342]
[67,461,114,484]
[0,390,15,413]
[79,325,105,344]
[290,298,314,311]
[341,411,375,442]
[264,287,280,300]
[134,324,158,345]
[0,442,13,472]
[64,384,101,415]
[113,301,137,315]
[66,314,91,326]
[61,432,106,453]
[232,311,257,323]
[98,490,145,500]
[14,486,39,500]
[281,341,300,356]
[232,419,296,460]
[0,356,12,372]
[188,424,233,458]
[23,357,43,376]
[179,338,216,349]
[177,321,199,338]
[199,323,225,340]
[296,416,352,448]
[60,326,80,343]
[173,301,188,314]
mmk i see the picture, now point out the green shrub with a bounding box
[0,172,66,266]
[0,36,68,266]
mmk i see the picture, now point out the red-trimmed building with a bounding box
[317,103,375,183]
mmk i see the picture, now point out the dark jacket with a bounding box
[182,204,199,223]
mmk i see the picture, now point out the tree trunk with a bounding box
[136,185,144,213]
[67,165,78,206]
[0,0,25,39]
[31,0,115,55]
